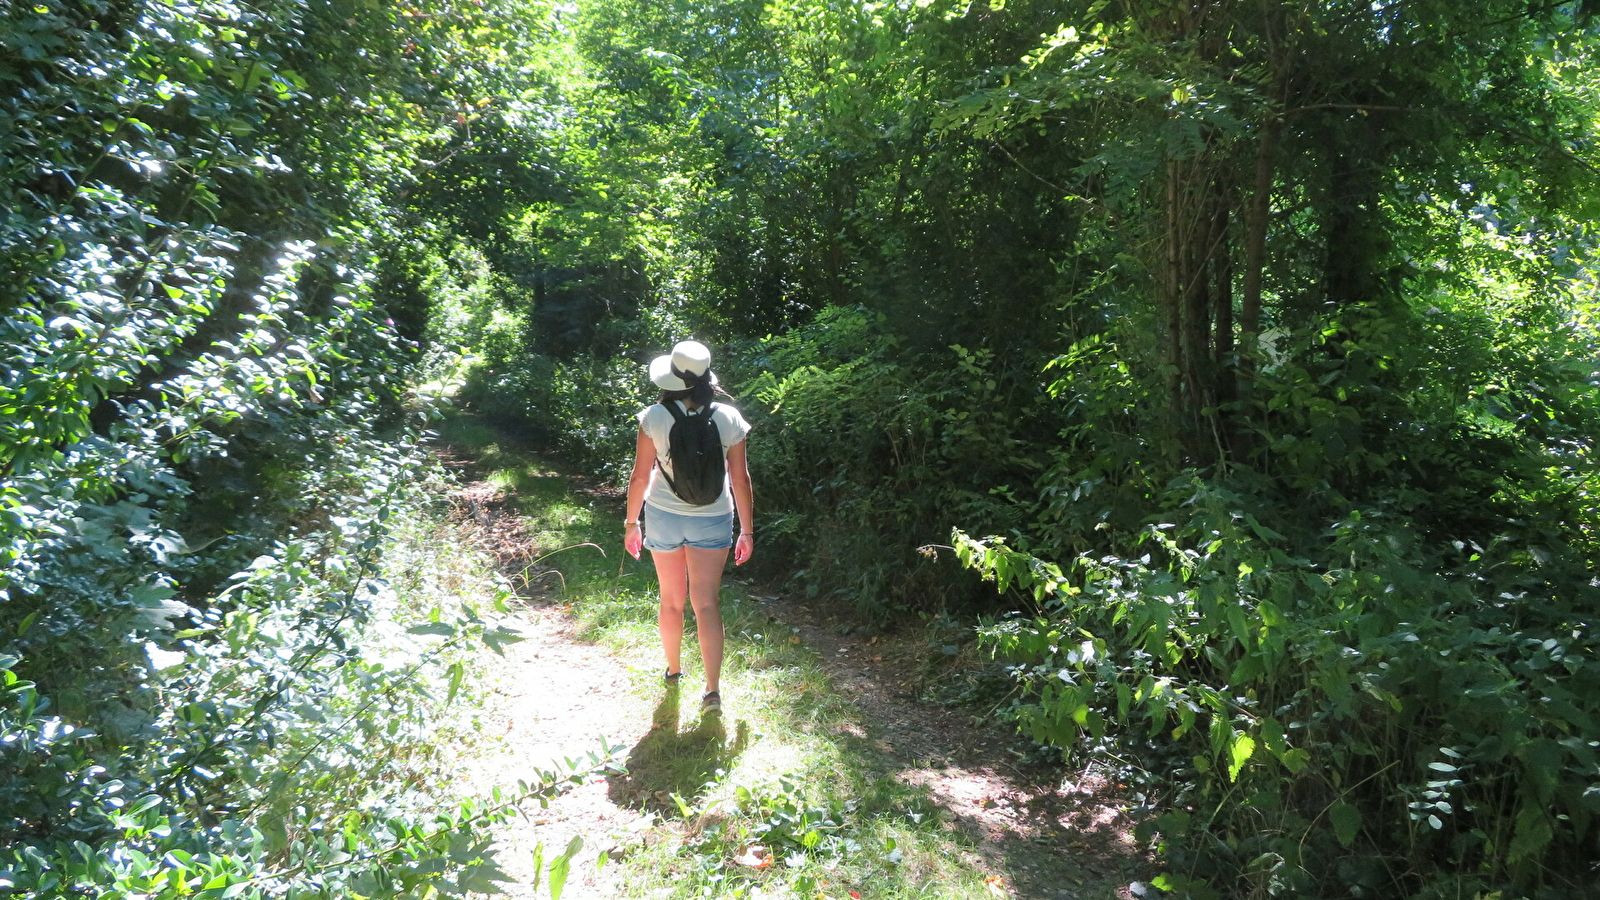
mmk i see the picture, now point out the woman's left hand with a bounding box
[734,532,753,566]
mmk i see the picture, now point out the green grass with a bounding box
[438,414,1013,899]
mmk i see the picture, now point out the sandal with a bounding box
[701,690,721,710]
[664,669,684,683]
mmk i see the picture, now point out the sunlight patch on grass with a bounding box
[561,557,1003,899]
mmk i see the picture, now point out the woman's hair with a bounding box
[659,377,729,409]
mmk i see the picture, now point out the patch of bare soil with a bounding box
[444,461,1154,899]
[459,600,652,900]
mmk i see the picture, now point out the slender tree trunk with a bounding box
[1164,158,1184,442]
[1212,199,1234,404]
[1239,117,1279,382]
[1182,176,1212,440]
[1165,154,1226,465]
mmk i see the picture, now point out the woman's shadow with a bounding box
[606,683,750,815]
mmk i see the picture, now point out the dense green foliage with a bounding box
[0,1,597,896]
[11,0,1600,897]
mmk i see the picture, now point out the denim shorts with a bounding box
[643,506,734,552]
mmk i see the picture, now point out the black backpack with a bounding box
[658,402,725,505]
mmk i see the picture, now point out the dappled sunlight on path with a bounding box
[458,602,657,899]
[767,594,1154,900]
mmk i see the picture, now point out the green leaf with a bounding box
[1260,717,1286,758]
[1329,801,1360,847]
[482,624,524,654]
[548,836,583,900]
[1507,805,1552,862]
[128,795,162,815]
[1227,732,1256,782]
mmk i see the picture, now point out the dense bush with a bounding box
[464,350,654,483]
[958,285,1600,897]
[732,307,1051,615]
[0,1,598,896]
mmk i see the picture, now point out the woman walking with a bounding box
[624,340,753,710]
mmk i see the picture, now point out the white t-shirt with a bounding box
[636,401,751,516]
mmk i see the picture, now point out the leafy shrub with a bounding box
[0,1,602,896]
[956,296,1600,898]
[463,350,657,483]
[731,306,1054,617]
[736,777,861,863]
[0,485,610,899]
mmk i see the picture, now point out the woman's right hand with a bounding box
[624,523,642,560]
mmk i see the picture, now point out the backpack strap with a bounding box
[661,400,714,422]
[656,402,685,490]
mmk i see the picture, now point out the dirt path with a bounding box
[744,592,1152,900]
[445,460,1152,899]
[459,600,652,899]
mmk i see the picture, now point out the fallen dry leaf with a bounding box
[733,844,773,869]
[984,875,1007,896]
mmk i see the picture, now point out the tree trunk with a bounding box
[1164,158,1184,442]
[1239,115,1279,389]
[1181,170,1212,451]
[1212,198,1235,406]
[1164,155,1230,465]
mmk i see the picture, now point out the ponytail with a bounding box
[659,369,730,409]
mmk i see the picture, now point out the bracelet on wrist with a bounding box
[624,520,639,527]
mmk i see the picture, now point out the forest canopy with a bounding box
[4,0,1600,898]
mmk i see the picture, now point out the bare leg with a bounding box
[685,546,731,693]
[651,548,689,675]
